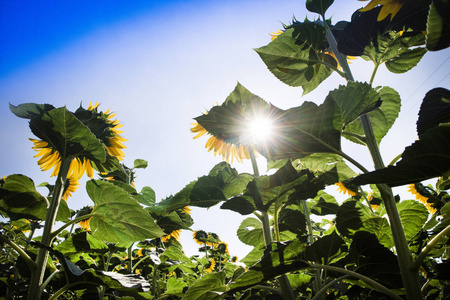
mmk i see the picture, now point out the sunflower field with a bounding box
[1,0,450,299]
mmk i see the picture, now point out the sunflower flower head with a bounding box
[204,258,216,273]
[407,183,437,214]
[231,256,238,263]
[76,206,93,231]
[29,102,127,181]
[269,29,284,41]
[191,120,251,164]
[217,242,229,255]
[193,230,208,245]
[161,229,182,243]
[61,173,80,201]
[359,0,405,21]
[336,181,358,197]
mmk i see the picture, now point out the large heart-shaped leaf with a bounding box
[0,174,47,220]
[348,125,450,187]
[426,0,450,51]
[255,22,336,95]
[417,88,450,138]
[343,86,401,145]
[87,180,164,243]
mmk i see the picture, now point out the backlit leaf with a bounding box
[87,180,164,243]
[255,22,335,95]
[0,174,47,221]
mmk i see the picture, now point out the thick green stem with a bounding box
[324,25,422,299]
[302,200,324,299]
[249,145,296,300]
[27,158,71,300]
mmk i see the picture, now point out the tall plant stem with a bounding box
[302,200,324,300]
[324,25,422,299]
[248,145,296,300]
[27,158,71,300]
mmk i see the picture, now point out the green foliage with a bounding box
[87,180,165,243]
[2,1,449,299]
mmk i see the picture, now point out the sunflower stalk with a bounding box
[27,157,71,300]
[324,24,422,299]
[302,199,324,300]
[249,145,296,300]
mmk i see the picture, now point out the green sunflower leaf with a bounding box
[54,231,109,256]
[348,125,450,187]
[139,186,156,206]
[345,232,403,289]
[343,86,401,145]
[9,103,55,119]
[360,216,393,249]
[133,159,148,169]
[426,0,450,51]
[295,153,357,184]
[236,217,264,247]
[0,174,47,221]
[306,0,334,16]
[335,200,372,237]
[398,200,429,242]
[278,206,307,236]
[310,191,340,215]
[228,239,308,293]
[159,162,249,210]
[304,231,346,265]
[255,23,335,95]
[86,180,164,243]
[257,98,342,160]
[326,82,382,127]
[385,47,427,73]
[417,88,450,138]
[183,272,227,300]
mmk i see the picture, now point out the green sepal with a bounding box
[86,180,165,243]
[133,159,148,169]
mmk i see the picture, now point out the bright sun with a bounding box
[247,117,274,143]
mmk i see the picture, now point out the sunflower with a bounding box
[61,174,80,201]
[193,230,208,245]
[137,248,146,257]
[77,206,93,231]
[206,232,220,248]
[270,29,283,41]
[191,121,251,164]
[336,182,358,197]
[204,259,216,273]
[367,191,379,210]
[407,184,437,214]
[359,0,405,21]
[78,217,91,231]
[217,242,229,255]
[161,229,182,243]
[30,102,126,180]
[183,206,192,214]
[231,256,238,263]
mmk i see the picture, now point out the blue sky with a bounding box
[1,0,449,259]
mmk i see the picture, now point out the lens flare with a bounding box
[247,117,274,143]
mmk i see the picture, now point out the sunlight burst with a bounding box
[247,117,274,143]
